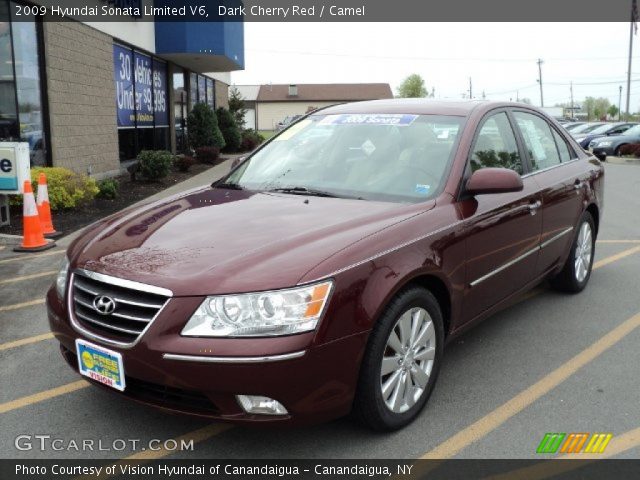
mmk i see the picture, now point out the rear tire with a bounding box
[550,211,595,293]
[353,286,444,431]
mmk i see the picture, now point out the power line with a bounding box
[246,48,640,64]
[546,78,640,86]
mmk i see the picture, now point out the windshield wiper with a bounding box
[266,186,365,200]
[266,186,340,198]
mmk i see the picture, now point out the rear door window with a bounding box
[513,112,562,171]
[551,129,572,162]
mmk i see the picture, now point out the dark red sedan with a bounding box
[47,100,603,431]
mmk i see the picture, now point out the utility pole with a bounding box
[469,77,473,99]
[626,6,634,120]
[570,81,574,119]
[537,58,544,107]
[619,85,623,121]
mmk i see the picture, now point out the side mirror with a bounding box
[466,168,523,195]
[230,156,245,170]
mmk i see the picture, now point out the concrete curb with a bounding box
[0,233,22,246]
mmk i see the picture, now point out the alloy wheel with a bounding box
[574,222,593,283]
[380,307,436,413]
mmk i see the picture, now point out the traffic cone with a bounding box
[13,180,56,252]
[36,172,62,238]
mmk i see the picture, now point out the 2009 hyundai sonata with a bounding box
[48,100,603,431]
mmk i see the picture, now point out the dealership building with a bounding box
[0,0,244,178]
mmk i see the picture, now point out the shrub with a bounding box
[187,103,225,150]
[136,150,173,180]
[240,129,265,151]
[216,107,242,152]
[97,178,119,199]
[229,86,248,128]
[11,167,99,210]
[195,146,220,164]
[174,155,196,172]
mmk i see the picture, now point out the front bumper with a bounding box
[47,288,367,426]
[591,146,614,159]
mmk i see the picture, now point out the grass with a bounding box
[259,130,277,140]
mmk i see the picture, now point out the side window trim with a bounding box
[550,127,568,163]
[505,108,534,174]
[548,122,578,160]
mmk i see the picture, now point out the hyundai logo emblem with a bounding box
[93,295,116,315]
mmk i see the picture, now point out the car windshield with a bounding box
[622,125,640,136]
[589,124,619,135]
[573,123,605,134]
[224,114,465,203]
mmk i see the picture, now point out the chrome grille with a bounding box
[71,270,170,345]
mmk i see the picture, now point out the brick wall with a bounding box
[42,22,120,178]
[215,81,229,110]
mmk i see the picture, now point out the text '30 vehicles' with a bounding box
[48,100,603,430]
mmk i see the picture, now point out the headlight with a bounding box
[596,141,612,147]
[181,280,333,337]
[55,257,69,299]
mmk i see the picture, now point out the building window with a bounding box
[0,0,48,166]
[189,72,197,111]
[206,78,214,109]
[172,67,187,153]
[188,72,215,110]
[113,43,169,161]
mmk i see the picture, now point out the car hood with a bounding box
[70,187,431,296]
[599,133,640,144]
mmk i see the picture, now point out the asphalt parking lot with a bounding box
[1,162,639,463]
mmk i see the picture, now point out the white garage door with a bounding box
[244,109,257,130]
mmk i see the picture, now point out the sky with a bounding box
[231,22,640,112]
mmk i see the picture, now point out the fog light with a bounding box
[236,395,288,415]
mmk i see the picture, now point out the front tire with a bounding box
[550,211,595,293]
[614,145,626,157]
[353,286,444,431]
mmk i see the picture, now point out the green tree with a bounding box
[187,103,225,150]
[228,86,248,128]
[607,104,620,120]
[216,107,242,152]
[397,74,428,98]
[582,97,596,121]
[593,97,611,120]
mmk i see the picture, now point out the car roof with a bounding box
[318,99,534,117]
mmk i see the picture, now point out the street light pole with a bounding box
[537,58,544,107]
[626,5,635,120]
[570,81,574,120]
[619,85,623,121]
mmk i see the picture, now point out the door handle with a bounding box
[528,200,542,215]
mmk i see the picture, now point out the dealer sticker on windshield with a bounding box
[319,114,418,126]
[76,339,126,391]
